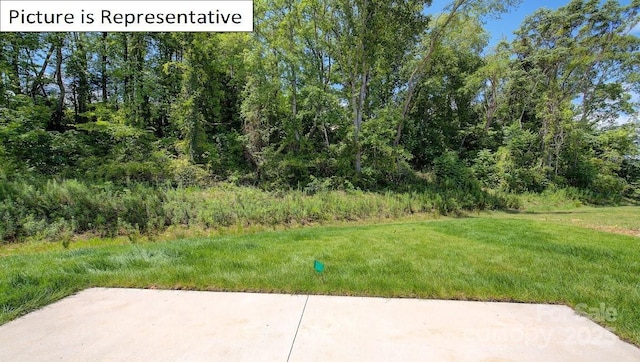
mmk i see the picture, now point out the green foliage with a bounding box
[490,124,547,192]
[0,0,638,226]
[168,158,213,188]
[515,187,584,212]
[588,174,627,204]
[0,178,515,243]
[433,151,480,193]
[0,179,167,241]
[92,161,166,185]
[620,158,640,200]
[472,149,498,188]
[494,147,547,193]
[429,151,508,212]
[358,108,413,188]
[0,100,88,175]
[403,14,486,169]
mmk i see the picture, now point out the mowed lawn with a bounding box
[1,207,640,345]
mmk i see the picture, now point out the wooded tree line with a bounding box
[1,0,639,199]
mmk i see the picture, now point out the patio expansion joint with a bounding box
[287,294,309,362]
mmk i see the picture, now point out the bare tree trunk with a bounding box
[29,45,55,99]
[101,32,108,102]
[122,34,131,105]
[49,38,65,132]
[484,75,498,131]
[9,38,22,94]
[352,0,371,175]
[291,68,300,145]
[354,67,369,175]
[322,123,330,149]
[74,32,89,123]
[394,0,468,147]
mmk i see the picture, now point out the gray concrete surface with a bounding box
[0,288,638,361]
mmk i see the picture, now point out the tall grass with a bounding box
[0,178,513,243]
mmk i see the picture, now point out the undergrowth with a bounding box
[0,178,513,243]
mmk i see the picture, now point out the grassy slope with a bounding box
[1,208,640,345]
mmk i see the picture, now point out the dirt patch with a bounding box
[588,225,640,238]
[566,218,640,237]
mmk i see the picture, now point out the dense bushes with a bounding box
[0,178,513,243]
[0,179,166,241]
[433,151,481,193]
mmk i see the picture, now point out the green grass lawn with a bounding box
[493,206,640,237]
[2,208,640,345]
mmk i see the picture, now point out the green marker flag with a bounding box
[314,260,325,273]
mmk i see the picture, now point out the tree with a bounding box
[511,0,640,178]
[242,0,348,184]
[394,0,522,148]
[467,41,512,134]
[331,0,429,176]
[401,14,487,169]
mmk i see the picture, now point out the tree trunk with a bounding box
[74,32,89,123]
[394,0,468,147]
[291,68,300,146]
[27,44,54,99]
[9,38,22,94]
[122,34,131,105]
[48,38,65,132]
[484,75,499,131]
[132,33,148,128]
[354,67,369,175]
[101,32,108,102]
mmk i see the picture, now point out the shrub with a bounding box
[169,158,212,187]
[472,149,499,188]
[433,151,481,194]
[494,147,547,193]
[93,161,167,184]
[589,174,627,204]
[0,178,514,243]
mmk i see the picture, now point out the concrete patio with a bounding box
[0,288,638,361]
